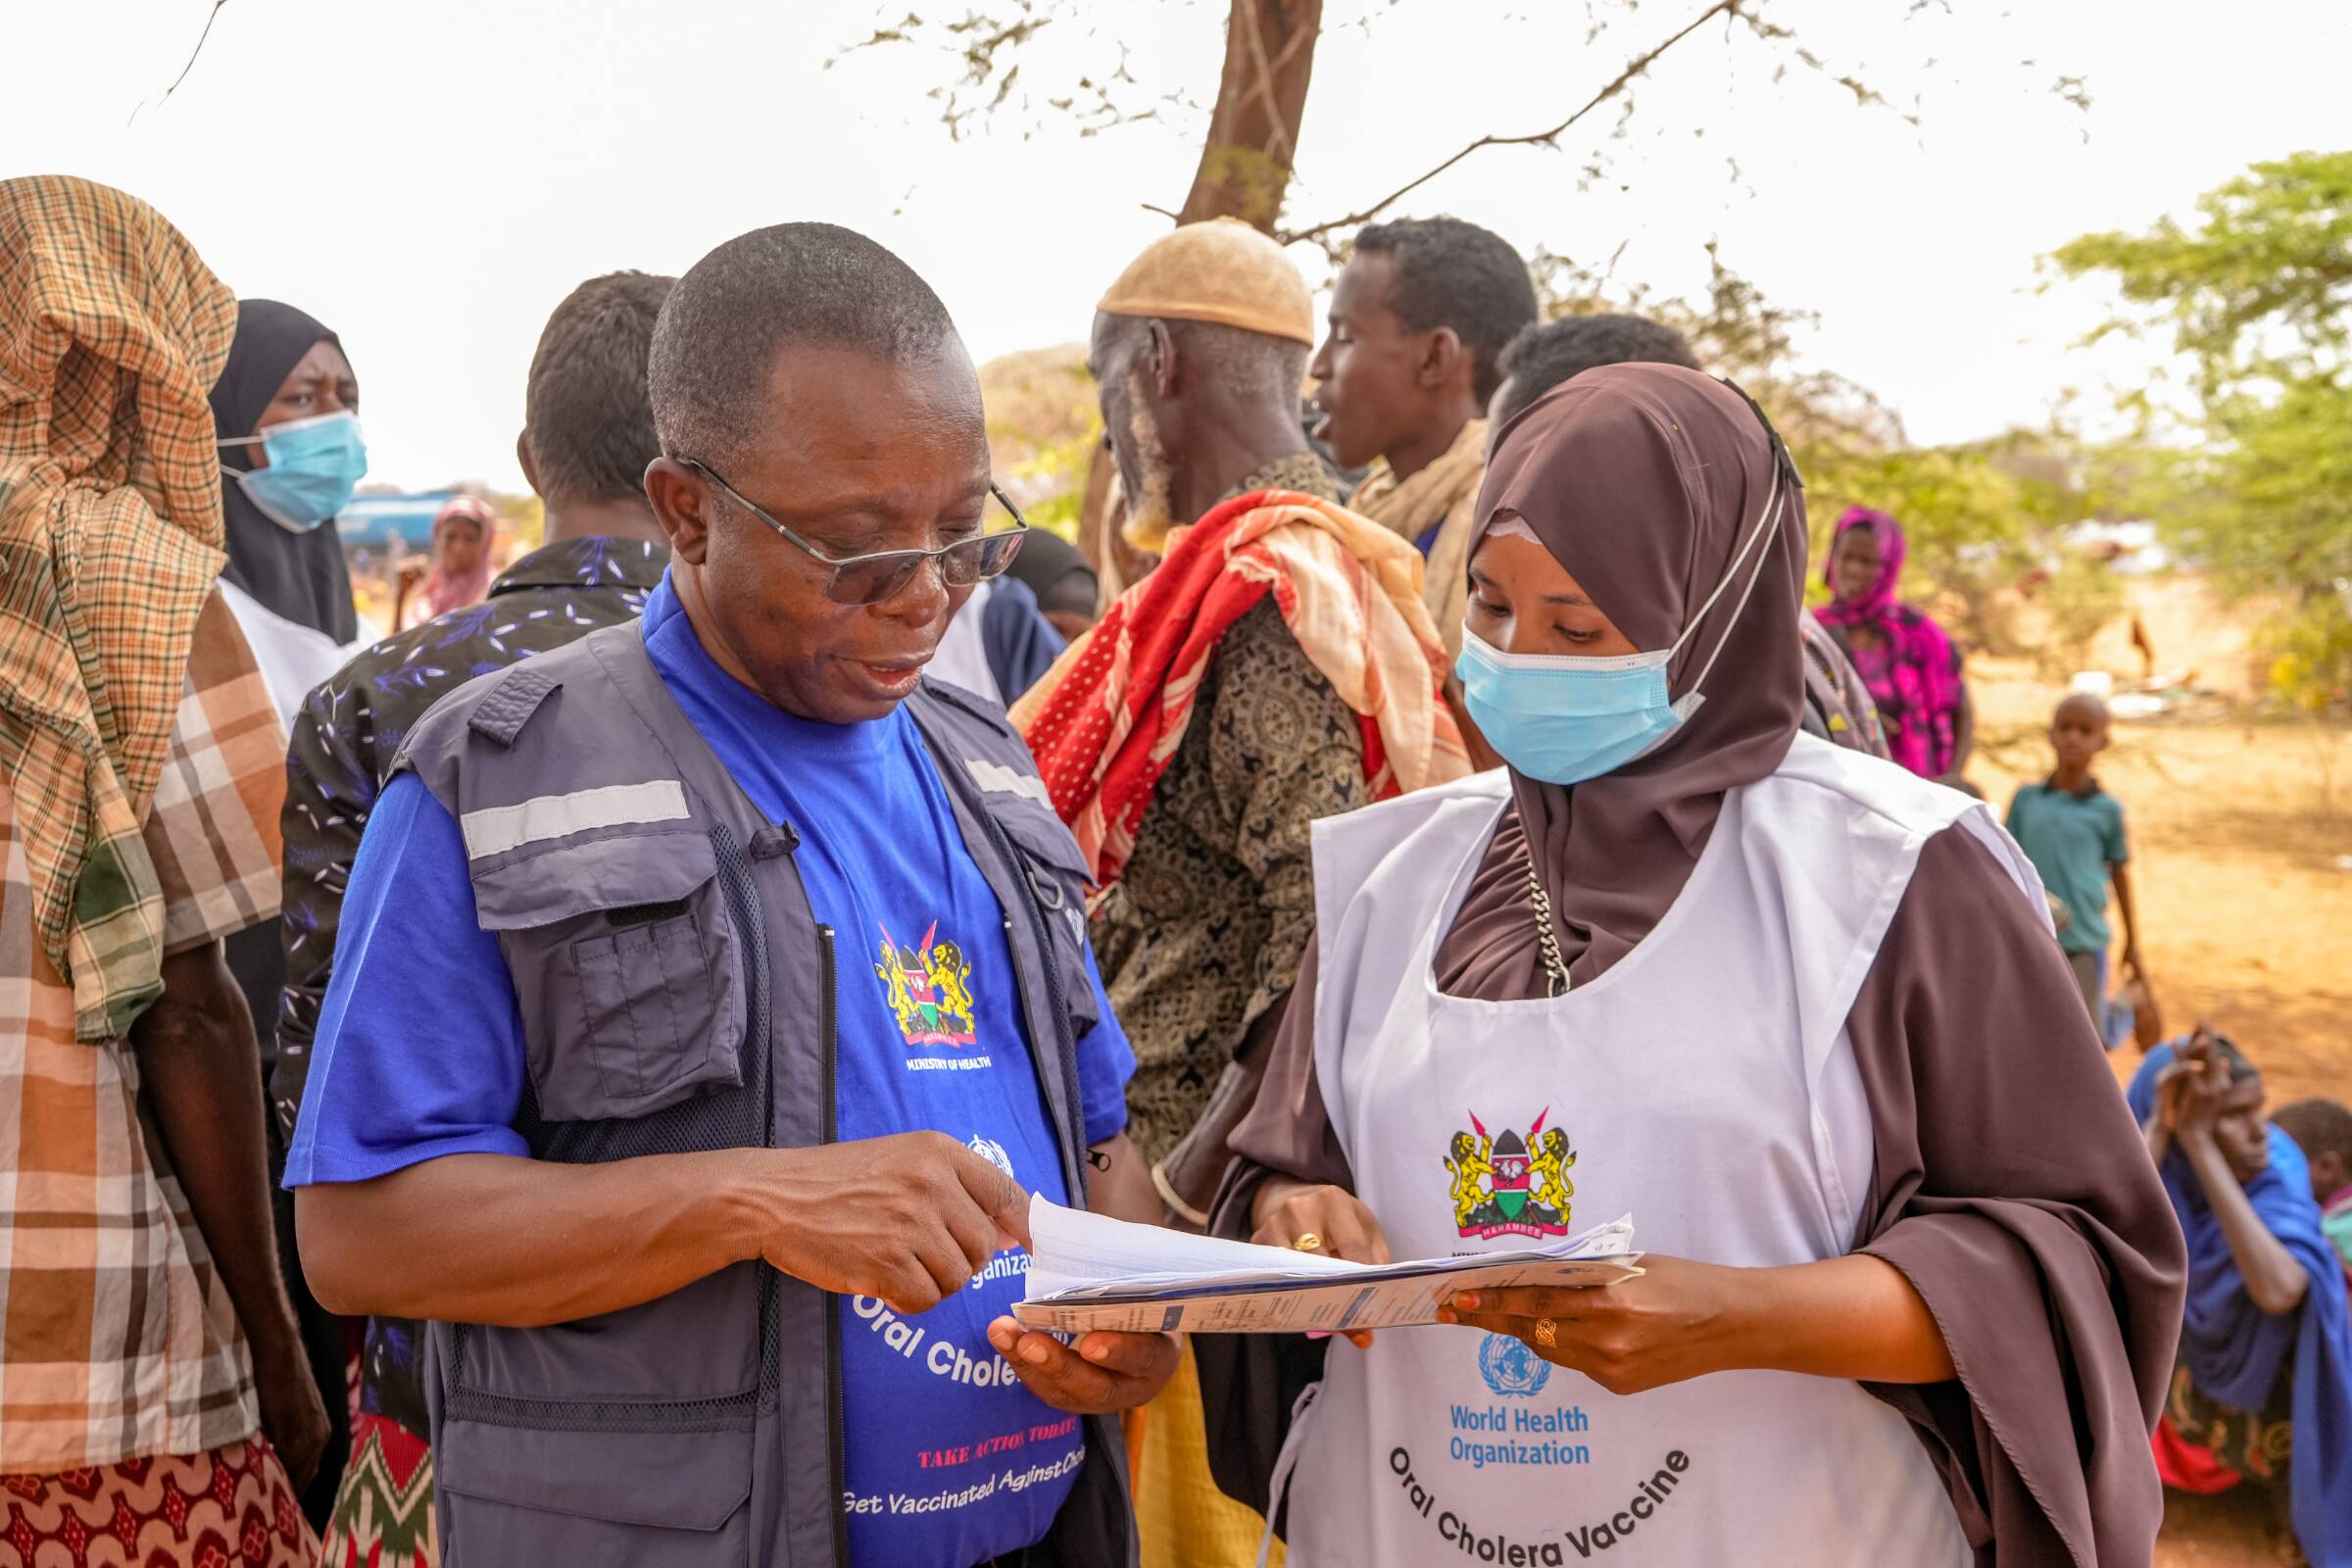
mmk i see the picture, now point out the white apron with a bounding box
[217,576,368,731]
[1275,734,2046,1567]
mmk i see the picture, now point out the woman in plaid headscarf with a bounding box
[0,175,321,1567]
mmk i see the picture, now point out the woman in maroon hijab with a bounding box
[1200,366,2183,1566]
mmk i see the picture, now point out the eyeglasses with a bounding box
[684,459,1030,607]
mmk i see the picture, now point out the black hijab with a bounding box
[211,299,359,641]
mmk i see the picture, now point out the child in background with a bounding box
[2276,1099,2352,1283]
[392,494,496,631]
[2007,693,2147,1028]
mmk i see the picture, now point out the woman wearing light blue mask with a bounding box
[211,299,367,645]
[1203,365,2185,1567]
[208,297,367,1530]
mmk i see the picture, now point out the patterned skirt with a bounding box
[2158,1357,2296,1488]
[318,1414,434,1568]
[0,1435,314,1567]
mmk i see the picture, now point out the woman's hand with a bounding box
[1251,1179,1391,1264]
[986,1321,1180,1415]
[1440,1252,1956,1394]
[2171,1028,2230,1148]
[1251,1179,1388,1348]
[251,1335,331,1492]
[1439,1256,1746,1396]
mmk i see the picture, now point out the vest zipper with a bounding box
[817,923,850,1567]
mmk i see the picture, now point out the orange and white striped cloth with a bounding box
[1012,488,1470,889]
[2,590,283,1475]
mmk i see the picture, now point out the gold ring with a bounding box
[1292,1233,1322,1252]
[1534,1317,1558,1348]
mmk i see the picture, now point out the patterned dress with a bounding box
[270,537,668,1568]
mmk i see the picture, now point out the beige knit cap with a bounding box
[1097,218,1315,346]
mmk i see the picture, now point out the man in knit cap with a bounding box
[1014,219,1468,1564]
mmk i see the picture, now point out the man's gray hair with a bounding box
[1103,313,1308,405]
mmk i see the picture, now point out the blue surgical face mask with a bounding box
[1456,466,1787,786]
[219,411,368,533]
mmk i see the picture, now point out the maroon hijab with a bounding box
[1446,364,1808,993]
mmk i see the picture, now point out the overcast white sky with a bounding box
[7,0,2345,491]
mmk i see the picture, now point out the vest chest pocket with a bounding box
[470,828,746,1123]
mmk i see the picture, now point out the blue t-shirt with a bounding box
[289,574,1133,1566]
[2005,781,2129,956]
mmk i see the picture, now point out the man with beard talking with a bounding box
[287,222,1169,1565]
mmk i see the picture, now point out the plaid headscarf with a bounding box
[0,176,239,1041]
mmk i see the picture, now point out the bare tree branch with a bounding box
[162,0,229,101]
[128,0,228,127]
[829,1,1176,143]
[825,12,924,66]
[1272,0,1743,249]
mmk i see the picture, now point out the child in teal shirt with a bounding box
[2006,694,2145,1027]
[2276,1098,2352,1283]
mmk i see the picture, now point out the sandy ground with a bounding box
[1962,577,2349,1565]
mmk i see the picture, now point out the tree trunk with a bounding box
[1082,0,1323,577]
[1176,0,1324,232]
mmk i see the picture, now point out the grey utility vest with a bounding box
[393,622,1136,1566]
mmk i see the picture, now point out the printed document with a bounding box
[1012,1197,1642,1335]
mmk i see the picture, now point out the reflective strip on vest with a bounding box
[459,779,692,860]
[965,757,1053,808]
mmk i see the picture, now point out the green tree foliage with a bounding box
[2056,151,2350,392]
[2054,150,2352,704]
[978,346,1100,542]
[1534,246,2115,659]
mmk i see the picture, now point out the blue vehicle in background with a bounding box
[338,490,463,552]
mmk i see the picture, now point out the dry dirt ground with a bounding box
[1963,578,2348,1565]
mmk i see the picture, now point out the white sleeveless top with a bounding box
[1272,733,2046,1567]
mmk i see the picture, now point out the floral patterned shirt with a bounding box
[269,535,666,1438]
[1088,453,1365,1163]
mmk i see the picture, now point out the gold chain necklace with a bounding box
[1521,840,1572,998]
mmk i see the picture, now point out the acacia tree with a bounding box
[837,0,1955,562]
[836,0,1922,243]
[1177,0,1323,229]
[841,2,2085,581]
[1535,246,2119,661]
[2055,150,2352,703]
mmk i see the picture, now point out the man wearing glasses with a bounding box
[286,222,1168,1566]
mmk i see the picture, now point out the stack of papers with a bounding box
[1011,1197,1642,1335]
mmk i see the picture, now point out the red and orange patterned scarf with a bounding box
[1012,488,1470,889]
